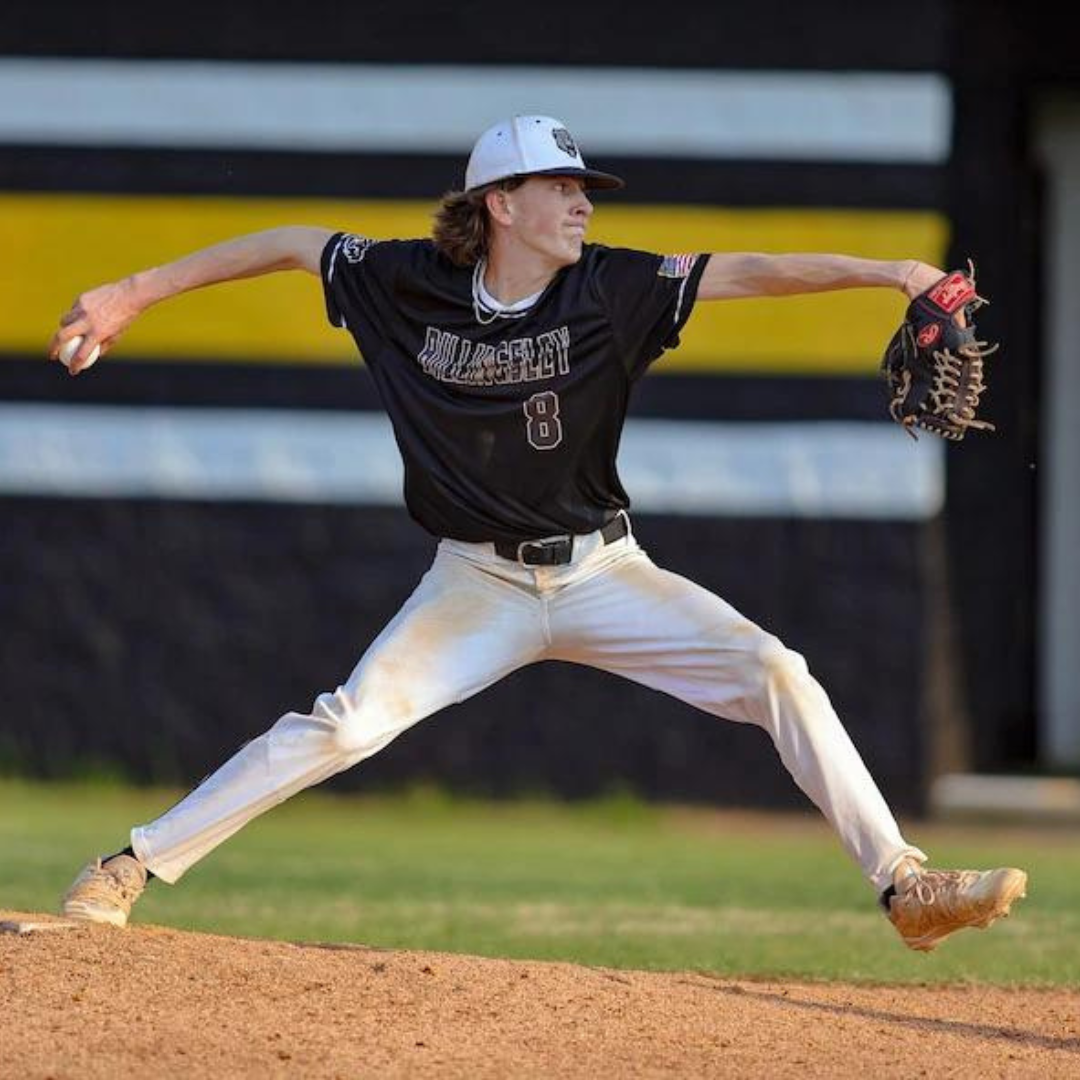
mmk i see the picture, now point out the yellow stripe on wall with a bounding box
[2,193,946,374]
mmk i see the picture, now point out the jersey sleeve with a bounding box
[591,247,709,379]
[320,232,409,360]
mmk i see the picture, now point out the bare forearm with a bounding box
[128,226,333,310]
[49,225,333,372]
[698,252,937,301]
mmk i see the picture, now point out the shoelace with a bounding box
[80,859,143,900]
[911,877,937,906]
[901,869,983,915]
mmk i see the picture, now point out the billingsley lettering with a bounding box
[417,326,571,386]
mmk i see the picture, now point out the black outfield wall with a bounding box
[1,496,928,815]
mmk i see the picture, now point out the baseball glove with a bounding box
[881,262,998,441]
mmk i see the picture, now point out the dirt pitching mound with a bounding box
[2,910,1077,1078]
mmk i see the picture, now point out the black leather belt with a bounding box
[493,514,629,566]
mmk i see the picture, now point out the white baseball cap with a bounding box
[464,115,624,192]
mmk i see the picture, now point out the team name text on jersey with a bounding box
[417,326,571,387]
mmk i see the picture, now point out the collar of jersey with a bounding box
[472,259,543,323]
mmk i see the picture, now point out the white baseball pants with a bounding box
[132,520,926,892]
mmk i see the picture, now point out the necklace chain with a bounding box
[471,259,537,325]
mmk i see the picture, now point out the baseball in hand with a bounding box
[59,335,101,371]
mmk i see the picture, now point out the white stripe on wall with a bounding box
[0,59,951,163]
[0,405,943,520]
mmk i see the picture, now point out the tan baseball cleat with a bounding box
[61,854,148,928]
[885,864,1028,952]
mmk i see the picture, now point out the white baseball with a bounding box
[59,335,101,371]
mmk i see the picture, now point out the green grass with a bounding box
[1,779,1075,986]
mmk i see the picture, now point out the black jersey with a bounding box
[320,234,707,543]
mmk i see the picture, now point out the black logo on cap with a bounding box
[552,128,578,158]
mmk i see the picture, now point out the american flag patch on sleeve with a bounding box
[658,253,698,279]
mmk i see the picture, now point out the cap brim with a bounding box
[525,167,625,190]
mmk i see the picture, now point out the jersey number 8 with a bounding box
[523,391,563,451]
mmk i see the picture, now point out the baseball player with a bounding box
[52,115,1026,952]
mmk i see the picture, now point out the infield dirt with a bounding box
[2,910,1077,1078]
